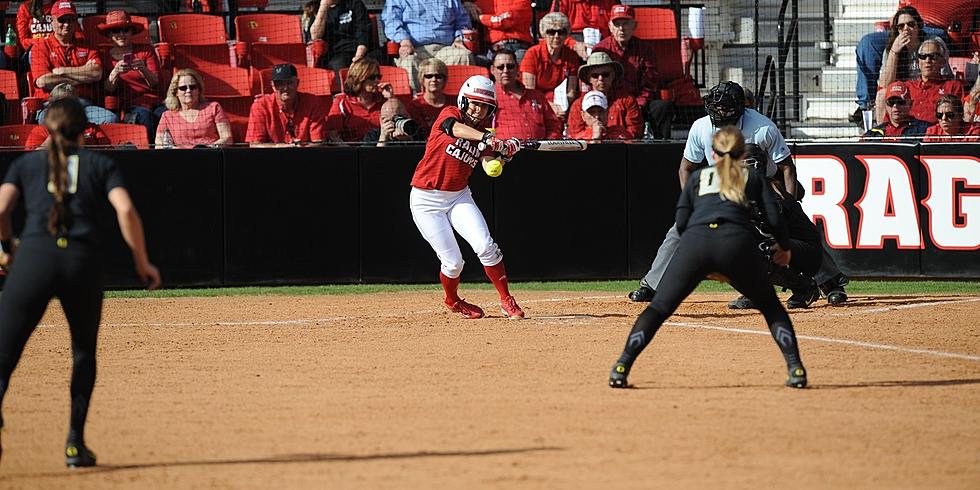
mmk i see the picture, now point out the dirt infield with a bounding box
[0,290,978,489]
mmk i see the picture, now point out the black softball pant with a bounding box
[619,223,802,369]
[0,237,103,441]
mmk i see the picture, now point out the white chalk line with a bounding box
[35,293,980,361]
[666,321,980,361]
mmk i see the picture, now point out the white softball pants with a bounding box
[410,186,503,279]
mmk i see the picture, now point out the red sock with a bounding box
[439,272,461,305]
[483,262,511,300]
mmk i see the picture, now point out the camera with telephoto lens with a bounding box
[392,114,418,136]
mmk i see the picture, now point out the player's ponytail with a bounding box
[44,98,87,237]
[711,126,747,206]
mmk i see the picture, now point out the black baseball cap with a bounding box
[271,63,298,81]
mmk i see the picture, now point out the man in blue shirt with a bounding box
[383,0,476,92]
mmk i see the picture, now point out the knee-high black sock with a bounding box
[766,319,802,367]
[68,351,96,443]
[617,307,667,366]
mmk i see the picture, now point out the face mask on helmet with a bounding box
[705,82,745,127]
[741,144,768,170]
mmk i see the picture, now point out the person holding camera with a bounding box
[363,98,423,146]
[246,63,328,146]
[100,10,161,141]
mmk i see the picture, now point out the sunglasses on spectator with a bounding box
[545,29,567,36]
[423,73,446,79]
[936,111,961,120]
[494,63,517,71]
[177,84,199,92]
[896,20,917,30]
[56,16,76,24]
[885,98,907,107]
[917,52,942,61]
[589,71,613,79]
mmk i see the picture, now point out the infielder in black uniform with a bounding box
[609,126,807,389]
[0,98,161,467]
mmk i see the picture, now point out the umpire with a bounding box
[0,98,161,467]
[610,126,807,389]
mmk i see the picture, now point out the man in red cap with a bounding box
[592,4,673,139]
[30,1,118,125]
[246,63,328,146]
[864,81,930,141]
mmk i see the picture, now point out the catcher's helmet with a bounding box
[742,143,768,170]
[705,81,746,127]
[457,75,497,120]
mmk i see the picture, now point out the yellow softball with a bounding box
[483,158,504,177]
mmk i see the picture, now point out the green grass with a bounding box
[105,279,980,299]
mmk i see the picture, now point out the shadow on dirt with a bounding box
[2,446,565,478]
[812,378,980,389]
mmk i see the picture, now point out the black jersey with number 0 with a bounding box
[676,166,788,248]
[3,149,125,241]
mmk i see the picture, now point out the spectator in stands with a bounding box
[155,68,233,148]
[247,63,328,146]
[364,98,424,145]
[24,82,110,148]
[382,0,476,93]
[924,94,979,141]
[309,0,380,71]
[326,57,387,141]
[864,81,930,140]
[470,0,534,64]
[961,71,980,122]
[520,12,580,120]
[31,1,118,125]
[407,58,450,138]
[592,4,672,139]
[16,0,54,58]
[490,48,562,140]
[552,0,619,41]
[100,10,161,141]
[892,39,964,124]
[570,89,634,140]
[567,51,642,140]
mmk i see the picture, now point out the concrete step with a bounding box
[836,45,857,68]
[832,18,886,45]
[839,0,899,19]
[820,67,858,93]
[790,124,864,139]
[719,45,832,70]
[803,94,857,120]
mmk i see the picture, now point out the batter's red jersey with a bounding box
[411,106,493,192]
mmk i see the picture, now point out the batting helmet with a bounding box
[457,75,497,119]
[705,81,746,127]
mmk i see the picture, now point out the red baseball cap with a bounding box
[885,81,910,101]
[609,4,634,21]
[50,1,78,18]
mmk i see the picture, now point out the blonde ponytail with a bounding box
[712,126,747,206]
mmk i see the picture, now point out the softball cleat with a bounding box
[500,295,525,319]
[446,299,484,319]
[785,365,807,389]
[609,363,630,388]
[65,442,97,468]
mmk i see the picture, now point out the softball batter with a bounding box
[410,75,525,320]
[609,127,807,389]
[0,98,161,467]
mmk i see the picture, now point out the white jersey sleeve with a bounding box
[682,116,711,164]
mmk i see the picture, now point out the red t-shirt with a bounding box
[519,41,582,98]
[16,1,52,51]
[553,0,619,37]
[904,78,965,124]
[923,122,980,142]
[325,93,383,142]
[157,101,230,147]
[492,84,563,139]
[478,0,533,44]
[103,46,162,110]
[30,35,102,100]
[592,36,659,107]
[566,89,643,140]
[411,106,494,192]
[246,93,328,144]
[24,122,110,149]
[407,95,449,138]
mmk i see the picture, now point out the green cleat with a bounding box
[609,362,630,388]
[65,442,97,468]
[785,365,807,389]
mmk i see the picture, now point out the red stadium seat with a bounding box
[173,44,235,70]
[247,43,308,70]
[649,38,702,106]
[82,15,152,46]
[157,14,227,44]
[633,7,678,40]
[101,123,150,148]
[338,65,413,96]
[211,95,254,143]
[201,66,252,96]
[0,124,36,148]
[235,14,302,43]
[0,69,23,124]
[444,65,489,96]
